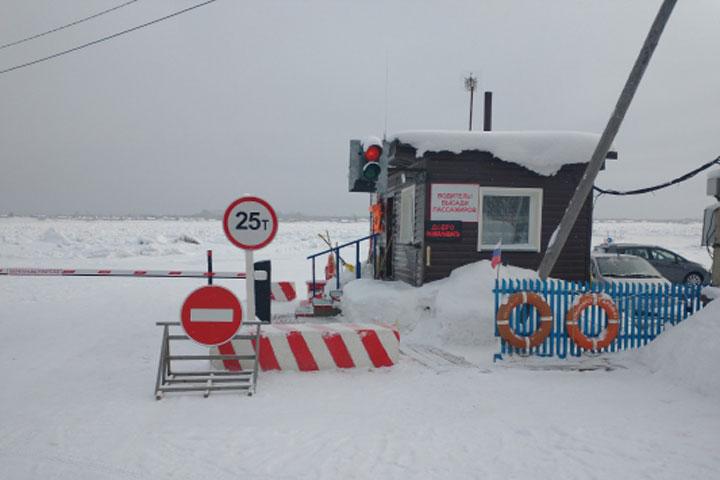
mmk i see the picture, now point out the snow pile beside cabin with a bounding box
[341,260,538,346]
[629,298,720,398]
[345,258,719,399]
[391,130,613,176]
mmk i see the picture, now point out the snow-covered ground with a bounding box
[1,217,718,479]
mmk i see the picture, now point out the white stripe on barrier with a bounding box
[265,325,299,371]
[270,281,297,301]
[292,324,335,370]
[374,325,400,361]
[325,324,373,368]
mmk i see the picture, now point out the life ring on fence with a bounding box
[496,292,554,350]
[566,294,620,350]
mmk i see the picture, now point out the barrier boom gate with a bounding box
[2,251,270,399]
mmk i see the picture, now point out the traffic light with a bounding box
[348,137,387,193]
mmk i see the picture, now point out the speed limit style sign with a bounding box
[223,196,278,250]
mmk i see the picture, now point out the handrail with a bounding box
[307,233,379,293]
[306,234,379,260]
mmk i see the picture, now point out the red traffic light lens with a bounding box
[364,145,382,162]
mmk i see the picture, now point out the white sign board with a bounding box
[223,196,278,250]
[429,183,479,222]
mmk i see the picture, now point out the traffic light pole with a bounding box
[537,0,677,280]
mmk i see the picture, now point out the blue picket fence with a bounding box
[493,279,704,358]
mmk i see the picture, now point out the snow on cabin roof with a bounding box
[390,130,616,176]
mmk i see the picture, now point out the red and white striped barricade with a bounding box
[270,281,297,302]
[210,322,400,371]
[305,279,327,299]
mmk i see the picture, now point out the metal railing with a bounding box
[494,279,704,358]
[307,233,379,295]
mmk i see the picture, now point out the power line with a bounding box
[0,0,218,75]
[0,1,140,50]
[594,155,720,196]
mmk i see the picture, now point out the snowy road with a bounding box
[1,217,718,479]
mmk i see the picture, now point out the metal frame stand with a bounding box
[154,320,263,399]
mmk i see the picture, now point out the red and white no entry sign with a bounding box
[223,196,278,250]
[180,285,243,346]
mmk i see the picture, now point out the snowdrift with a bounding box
[344,258,720,398]
[630,299,720,397]
[342,260,538,346]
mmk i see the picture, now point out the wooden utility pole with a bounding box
[538,0,677,280]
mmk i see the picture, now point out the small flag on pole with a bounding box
[491,241,502,269]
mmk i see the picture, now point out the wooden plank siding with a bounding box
[384,146,593,285]
[386,159,426,286]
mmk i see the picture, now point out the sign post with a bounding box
[223,196,278,324]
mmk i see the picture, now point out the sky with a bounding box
[0,0,718,220]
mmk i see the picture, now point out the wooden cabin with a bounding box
[373,131,616,286]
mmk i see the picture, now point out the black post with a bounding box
[254,260,271,323]
[206,250,213,285]
[483,91,492,132]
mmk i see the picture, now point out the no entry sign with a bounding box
[223,196,278,250]
[180,285,243,346]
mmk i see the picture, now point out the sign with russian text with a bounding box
[424,221,462,242]
[429,183,479,222]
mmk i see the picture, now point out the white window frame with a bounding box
[477,187,543,252]
[398,184,416,244]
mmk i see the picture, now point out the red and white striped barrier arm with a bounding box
[0,267,267,280]
[211,322,400,372]
[270,281,296,301]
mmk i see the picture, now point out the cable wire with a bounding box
[0,1,140,50]
[593,155,720,196]
[0,0,217,75]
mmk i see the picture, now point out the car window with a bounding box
[624,247,649,259]
[595,256,663,278]
[650,249,676,262]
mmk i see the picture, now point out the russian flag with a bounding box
[491,241,502,269]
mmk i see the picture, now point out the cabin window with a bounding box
[477,187,542,252]
[398,184,415,243]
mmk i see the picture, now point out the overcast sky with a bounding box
[1,0,718,219]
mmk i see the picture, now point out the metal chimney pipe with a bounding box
[483,91,492,131]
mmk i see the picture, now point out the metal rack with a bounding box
[154,320,262,399]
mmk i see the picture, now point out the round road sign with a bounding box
[223,196,278,250]
[180,285,243,346]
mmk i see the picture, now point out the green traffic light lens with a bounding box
[363,162,381,180]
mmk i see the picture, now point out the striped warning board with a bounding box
[210,323,400,371]
[270,281,297,302]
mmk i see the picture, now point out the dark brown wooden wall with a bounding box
[385,150,592,284]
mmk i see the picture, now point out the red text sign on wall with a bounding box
[429,183,479,222]
[424,221,462,241]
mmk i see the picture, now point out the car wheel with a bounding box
[683,272,703,285]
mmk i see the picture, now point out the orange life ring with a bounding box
[496,292,553,350]
[566,294,620,350]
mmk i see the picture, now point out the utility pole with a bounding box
[537,0,677,280]
[464,74,478,131]
[713,208,720,286]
